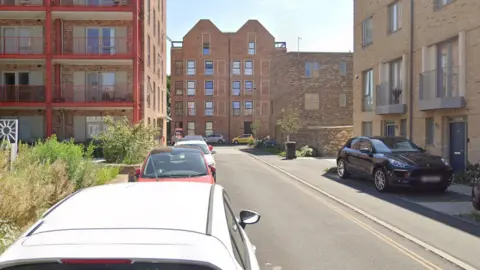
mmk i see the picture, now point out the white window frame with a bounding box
[205,101,214,116]
[85,27,116,55]
[248,42,255,55]
[187,101,196,116]
[205,80,214,96]
[244,101,253,116]
[388,1,402,33]
[244,80,254,95]
[361,121,373,136]
[339,62,347,75]
[232,81,241,96]
[174,101,183,116]
[232,101,241,116]
[187,60,196,76]
[187,81,195,96]
[244,60,253,76]
[363,69,374,111]
[187,121,195,136]
[362,17,373,46]
[205,121,213,136]
[232,61,241,75]
[205,60,214,75]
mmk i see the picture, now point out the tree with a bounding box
[276,104,301,142]
[250,119,261,139]
[166,75,171,117]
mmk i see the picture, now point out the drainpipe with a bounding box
[227,35,231,141]
[60,109,65,139]
[408,0,414,140]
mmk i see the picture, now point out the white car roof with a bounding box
[0,183,238,269]
[176,140,207,145]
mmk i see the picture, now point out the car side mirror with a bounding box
[239,210,261,229]
[208,145,213,151]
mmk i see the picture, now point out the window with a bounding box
[224,196,248,267]
[153,10,156,35]
[187,60,195,76]
[147,0,150,24]
[435,0,455,10]
[205,80,214,96]
[305,93,319,110]
[362,17,373,46]
[85,27,116,54]
[205,61,214,75]
[244,101,253,115]
[400,119,407,137]
[205,101,214,116]
[339,93,347,107]
[244,61,253,75]
[305,62,320,78]
[363,69,374,111]
[232,101,241,116]
[153,46,156,71]
[248,42,255,55]
[187,81,195,96]
[175,81,183,95]
[187,102,196,116]
[232,81,241,96]
[153,82,156,110]
[85,116,121,139]
[187,121,195,135]
[425,117,434,146]
[389,59,402,92]
[232,61,241,75]
[146,76,151,108]
[203,42,210,55]
[245,81,254,95]
[389,1,402,33]
[205,121,213,136]
[339,62,347,75]
[174,101,183,116]
[158,21,161,40]
[157,53,161,76]
[85,72,115,102]
[147,35,151,66]
[174,61,183,76]
[384,120,395,136]
[362,121,373,136]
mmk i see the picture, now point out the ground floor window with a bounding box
[205,121,213,136]
[400,119,407,137]
[361,121,372,136]
[85,116,122,140]
[383,120,395,136]
[187,121,195,135]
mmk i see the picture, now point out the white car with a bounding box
[175,139,216,168]
[0,182,262,269]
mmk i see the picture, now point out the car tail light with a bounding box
[209,166,216,173]
[61,259,133,264]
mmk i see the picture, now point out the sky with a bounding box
[165,0,353,74]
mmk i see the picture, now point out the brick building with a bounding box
[270,52,353,156]
[354,0,480,171]
[0,0,167,143]
[170,19,286,141]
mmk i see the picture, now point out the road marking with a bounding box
[245,152,476,270]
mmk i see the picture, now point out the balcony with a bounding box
[57,37,131,61]
[52,84,132,105]
[419,66,465,110]
[0,85,45,104]
[375,82,407,115]
[0,0,44,14]
[52,0,132,20]
[0,36,44,58]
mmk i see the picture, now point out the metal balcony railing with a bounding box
[52,84,132,103]
[0,37,44,54]
[376,81,403,106]
[57,0,131,7]
[63,37,130,55]
[0,85,45,102]
[419,66,459,101]
[0,0,43,6]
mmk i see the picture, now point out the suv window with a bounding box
[2,262,217,270]
[350,138,361,150]
[223,194,249,268]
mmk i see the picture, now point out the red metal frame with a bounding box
[52,102,133,108]
[132,0,140,123]
[45,0,53,136]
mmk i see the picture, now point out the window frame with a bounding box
[205,80,214,96]
[187,101,196,116]
[425,117,435,146]
[223,192,249,268]
[362,69,374,111]
[187,121,195,136]
[174,81,183,96]
[244,101,253,116]
[232,60,241,75]
[244,80,254,95]
[174,101,183,116]
[388,1,402,34]
[205,121,213,136]
[362,16,373,47]
[187,81,196,96]
[361,121,373,136]
[203,42,210,56]
[244,60,253,76]
[248,41,255,55]
[232,81,241,96]
[187,60,196,76]
[204,60,214,76]
[232,101,241,116]
[205,101,214,116]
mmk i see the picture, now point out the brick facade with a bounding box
[354,0,480,169]
[271,52,354,156]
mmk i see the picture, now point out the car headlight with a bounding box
[441,158,449,166]
[388,158,409,168]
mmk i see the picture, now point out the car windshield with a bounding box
[142,151,208,178]
[177,143,210,154]
[371,138,421,153]
[2,262,217,270]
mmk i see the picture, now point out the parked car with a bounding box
[183,135,207,141]
[135,146,216,183]
[336,136,454,192]
[232,134,254,144]
[0,182,262,269]
[174,139,217,176]
[204,134,225,144]
[472,182,480,210]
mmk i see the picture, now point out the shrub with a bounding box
[248,139,256,147]
[455,162,480,186]
[97,116,158,164]
[298,145,313,157]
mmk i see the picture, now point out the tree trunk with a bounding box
[286,134,290,142]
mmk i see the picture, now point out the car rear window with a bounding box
[142,151,208,178]
[177,143,209,155]
[3,262,218,270]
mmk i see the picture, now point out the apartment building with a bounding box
[170,19,286,140]
[0,0,168,144]
[354,0,479,172]
[271,52,353,156]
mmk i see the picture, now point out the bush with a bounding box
[455,162,480,186]
[248,139,256,147]
[96,116,158,164]
[298,145,313,157]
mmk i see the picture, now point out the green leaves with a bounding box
[276,105,301,137]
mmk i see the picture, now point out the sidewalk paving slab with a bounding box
[244,149,480,269]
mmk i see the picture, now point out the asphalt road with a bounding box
[214,146,461,270]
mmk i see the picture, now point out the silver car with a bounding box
[0,182,262,269]
[204,134,225,144]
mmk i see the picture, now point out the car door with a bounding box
[356,138,375,176]
[223,193,259,270]
[346,137,362,173]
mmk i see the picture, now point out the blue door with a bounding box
[449,122,466,173]
[384,121,395,136]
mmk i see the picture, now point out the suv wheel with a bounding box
[473,187,480,210]
[374,168,391,192]
[337,159,349,179]
[233,140,239,144]
[218,139,224,144]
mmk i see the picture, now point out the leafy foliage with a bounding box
[298,145,313,157]
[96,116,158,164]
[455,162,480,186]
[250,120,261,138]
[276,105,301,141]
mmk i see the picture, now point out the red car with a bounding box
[134,146,216,184]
